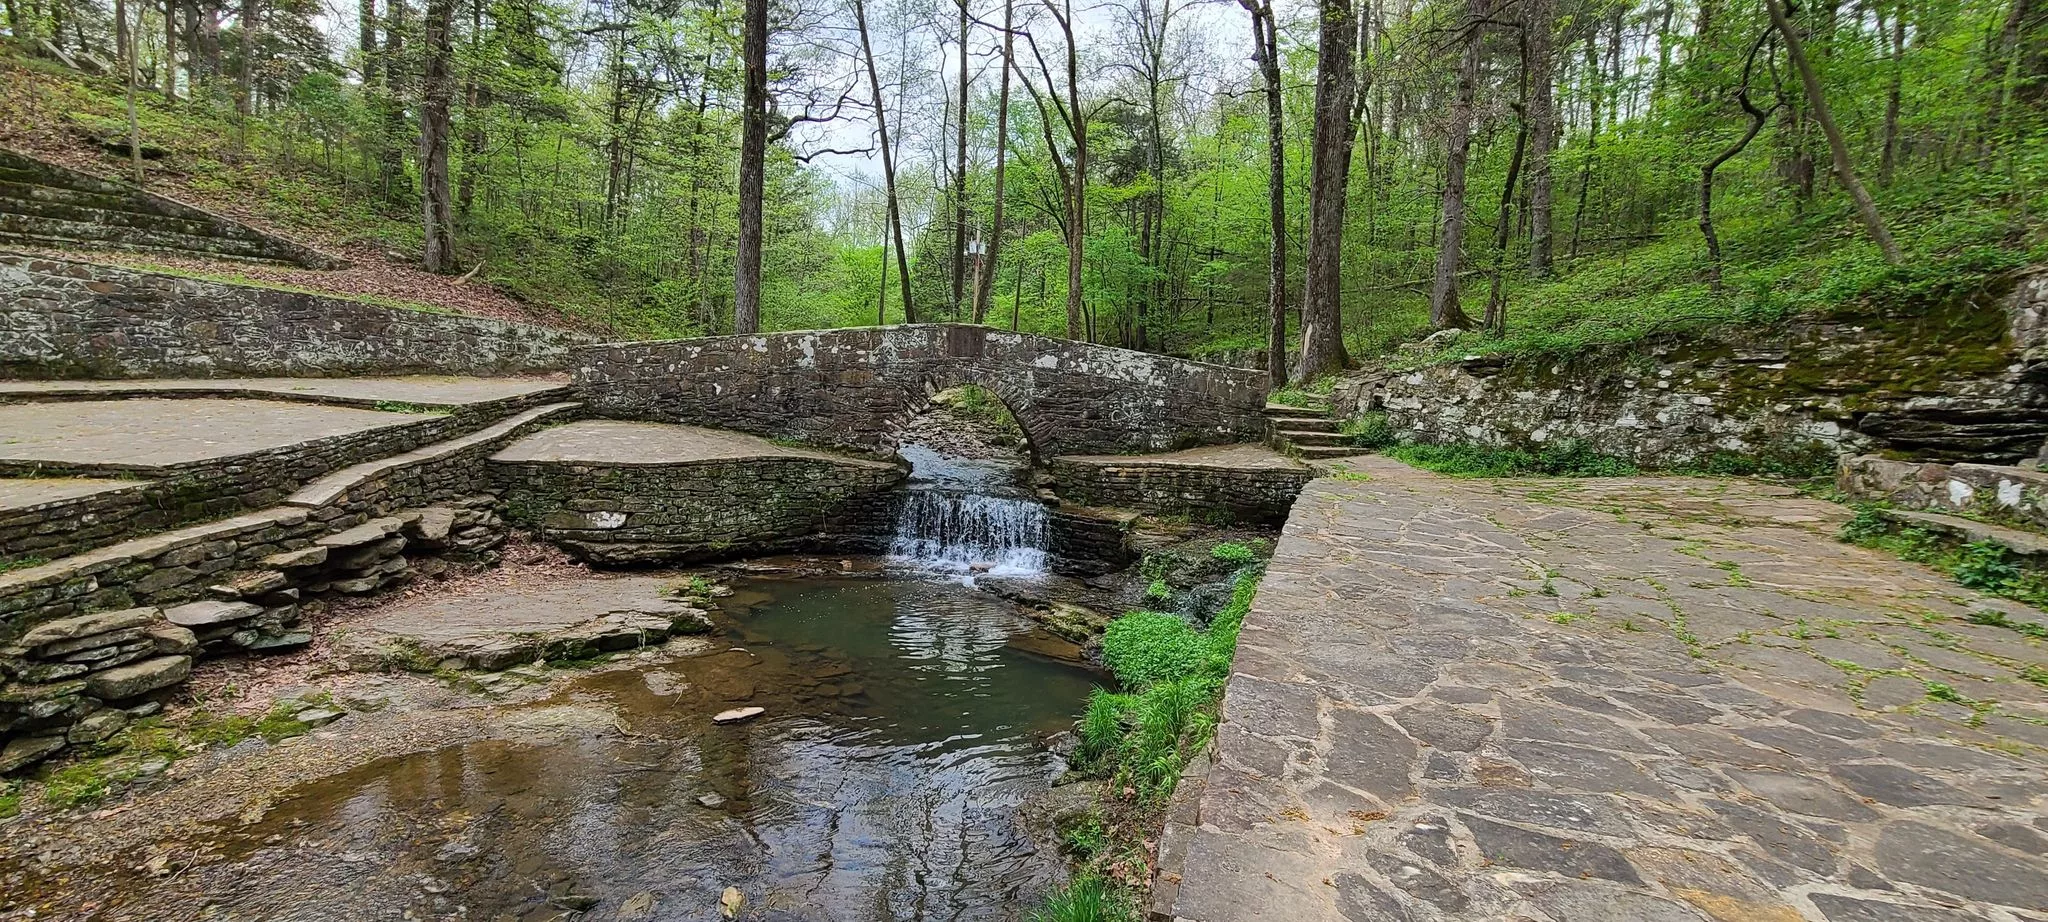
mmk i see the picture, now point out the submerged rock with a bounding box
[712,706,765,724]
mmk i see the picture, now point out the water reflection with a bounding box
[0,576,1098,922]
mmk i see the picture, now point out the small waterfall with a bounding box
[889,489,1049,577]
[888,443,1049,578]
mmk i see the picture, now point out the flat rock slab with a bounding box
[1052,442,1308,472]
[1170,457,2048,922]
[334,575,711,670]
[491,420,897,468]
[0,375,568,408]
[0,398,428,470]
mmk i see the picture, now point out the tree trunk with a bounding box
[235,0,255,117]
[419,0,455,272]
[123,0,144,185]
[164,0,178,98]
[1295,0,1359,382]
[1428,0,1484,331]
[1525,0,1556,277]
[951,0,970,318]
[971,0,1014,324]
[1061,0,1086,340]
[456,0,484,218]
[1763,0,1902,263]
[732,0,768,333]
[853,0,916,324]
[1879,1,1903,183]
[1240,0,1287,384]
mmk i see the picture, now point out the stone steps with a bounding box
[0,213,286,263]
[1267,416,1340,433]
[1275,429,1347,446]
[0,179,197,221]
[0,193,258,240]
[1263,400,1330,416]
[1291,444,1368,460]
[0,147,344,268]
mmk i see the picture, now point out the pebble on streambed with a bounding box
[711,706,765,724]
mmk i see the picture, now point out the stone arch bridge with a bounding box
[572,324,1273,458]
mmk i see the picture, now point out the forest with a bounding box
[2,0,2046,381]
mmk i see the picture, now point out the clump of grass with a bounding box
[1385,439,1636,478]
[1340,412,1396,450]
[1965,608,2048,640]
[0,780,23,819]
[1033,876,1134,922]
[1143,579,1174,605]
[1101,612,1210,687]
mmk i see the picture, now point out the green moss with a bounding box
[1384,440,1636,478]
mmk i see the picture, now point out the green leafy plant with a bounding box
[1032,876,1132,922]
[1340,412,1396,450]
[1208,542,1257,566]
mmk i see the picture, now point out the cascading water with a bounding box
[888,443,1049,578]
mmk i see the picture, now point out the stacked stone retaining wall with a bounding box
[1047,456,1313,525]
[0,252,591,379]
[571,324,1271,458]
[490,455,908,565]
[1838,454,2048,533]
[1333,271,2048,468]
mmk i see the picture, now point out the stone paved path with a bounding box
[1054,443,1307,472]
[0,398,423,469]
[491,419,897,467]
[1169,458,2048,922]
[0,375,566,407]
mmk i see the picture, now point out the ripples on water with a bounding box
[0,577,1100,922]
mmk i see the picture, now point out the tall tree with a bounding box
[419,0,455,272]
[970,0,1014,324]
[1428,0,1484,331]
[1238,0,1286,384]
[951,0,971,317]
[733,0,768,333]
[1762,0,1901,263]
[1020,0,1087,339]
[1296,0,1361,381]
[853,0,916,324]
[1525,0,1556,277]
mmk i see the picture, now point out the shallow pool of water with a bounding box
[2,575,1102,922]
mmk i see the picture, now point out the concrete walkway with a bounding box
[491,419,898,467]
[0,375,567,408]
[1170,458,2048,922]
[0,398,424,469]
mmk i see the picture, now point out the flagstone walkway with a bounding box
[1168,457,2048,922]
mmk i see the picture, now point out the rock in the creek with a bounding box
[163,600,262,628]
[697,793,727,808]
[618,891,658,921]
[84,655,192,701]
[0,733,66,773]
[720,887,744,920]
[713,706,765,724]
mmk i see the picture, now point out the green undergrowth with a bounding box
[21,697,337,813]
[1384,439,1638,478]
[1839,505,2048,609]
[1036,560,1264,921]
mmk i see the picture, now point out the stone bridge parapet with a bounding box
[571,324,1272,458]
